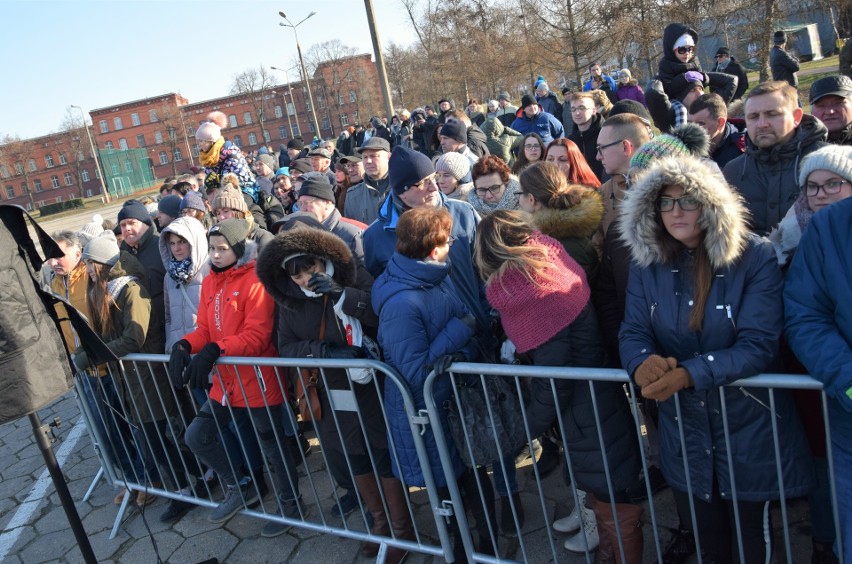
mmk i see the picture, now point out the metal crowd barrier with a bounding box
[423,363,843,564]
[71,354,841,564]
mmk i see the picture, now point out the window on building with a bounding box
[229,114,238,128]
[174,149,182,162]
[136,134,145,148]
[45,155,55,168]
[119,138,128,151]
[0,165,8,178]
[64,172,73,186]
[95,168,100,179]
[131,112,140,126]
[86,189,92,197]
[81,169,90,182]
[28,159,37,172]
[233,135,242,147]
[5,186,14,199]
[340,114,349,126]
[154,130,163,144]
[21,182,28,194]
[244,112,252,125]
[248,132,257,145]
[305,101,312,112]
[114,117,123,130]
[349,90,357,102]
[15,162,24,175]
[104,141,113,150]
[69,192,75,200]
[192,145,199,157]
[352,111,359,122]
[317,95,326,109]
[287,102,295,116]
[149,109,158,122]
[34,179,43,193]
[292,124,300,137]
[263,130,271,142]
[55,196,62,203]
[279,126,288,139]
[274,105,283,118]
[159,151,168,165]
[321,118,331,131]
[110,162,119,175]
[59,153,67,165]
[99,120,108,133]
[123,160,132,173]
[168,127,177,141]
[77,151,84,161]
[50,175,60,188]
[308,122,315,133]
[338,94,345,106]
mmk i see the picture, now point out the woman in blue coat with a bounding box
[372,206,496,559]
[618,156,814,563]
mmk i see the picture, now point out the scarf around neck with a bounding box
[168,256,194,284]
[199,137,225,168]
[468,179,520,216]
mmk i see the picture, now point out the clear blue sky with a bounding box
[2,0,415,140]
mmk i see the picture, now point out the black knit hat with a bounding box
[157,194,182,219]
[715,46,731,56]
[117,199,152,225]
[287,138,305,150]
[388,146,434,195]
[297,177,335,203]
[439,120,466,143]
[608,99,652,127]
[774,30,787,45]
[208,218,250,258]
[521,94,538,109]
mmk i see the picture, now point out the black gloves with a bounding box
[434,353,465,375]
[459,313,478,332]
[168,340,192,388]
[321,343,367,359]
[184,342,221,390]
[308,272,344,300]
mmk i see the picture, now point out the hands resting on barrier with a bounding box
[168,340,219,390]
[634,354,693,402]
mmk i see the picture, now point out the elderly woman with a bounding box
[469,155,521,216]
[619,156,814,563]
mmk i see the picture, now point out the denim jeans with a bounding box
[491,454,519,497]
[831,434,852,561]
[191,389,263,475]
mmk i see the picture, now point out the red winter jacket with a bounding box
[183,247,284,408]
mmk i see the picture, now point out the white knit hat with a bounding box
[674,33,695,50]
[435,152,472,182]
[195,121,222,143]
[798,145,852,187]
[76,214,104,247]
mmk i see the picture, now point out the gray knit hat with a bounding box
[798,145,852,187]
[76,214,105,247]
[81,230,120,267]
[208,218,250,259]
[435,152,472,182]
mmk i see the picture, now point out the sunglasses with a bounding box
[675,46,695,55]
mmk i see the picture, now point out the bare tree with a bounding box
[57,108,90,189]
[0,135,37,210]
[153,103,187,176]
[306,40,359,134]
[230,66,275,140]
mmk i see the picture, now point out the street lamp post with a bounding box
[270,66,300,137]
[70,105,109,203]
[279,11,323,141]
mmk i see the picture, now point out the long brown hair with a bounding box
[512,133,545,175]
[87,262,115,336]
[474,210,555,290]
[519,162,584,210]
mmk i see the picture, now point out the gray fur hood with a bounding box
[619,156,750,269]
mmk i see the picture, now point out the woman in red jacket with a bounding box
[169,218,302,536]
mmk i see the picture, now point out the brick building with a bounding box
[0,53,384,210]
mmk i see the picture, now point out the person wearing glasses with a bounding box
[469,155,521,216]
[619,155,815,564]
[511,133,547,175]
[711,47,749,101]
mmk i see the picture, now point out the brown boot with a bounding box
[353,473,390,557]
[592,497,644,564]
[381,476,415,564]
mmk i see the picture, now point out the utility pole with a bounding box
[364,0,395,120]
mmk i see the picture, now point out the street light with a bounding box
[69,105,109,203]
[279,11,323,140]
[270,66,300,136]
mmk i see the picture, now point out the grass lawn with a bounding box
[744,54,840,104]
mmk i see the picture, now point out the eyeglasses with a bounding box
[803,179,849,197]
[675,46,695,55]
[715,54,727,59]
[571,106,591,113]
[596,139,624,154]
[523,144,541,150]
[513,190,525,196]
[657,195,701,212]
[475,184,504,196]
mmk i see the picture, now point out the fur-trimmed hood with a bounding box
[619,156,749,269]
[255,226,356,308]
[532,186,604,240]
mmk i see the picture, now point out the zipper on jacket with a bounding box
[650,302,657,322]
[725,304,736,331]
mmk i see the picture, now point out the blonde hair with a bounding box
[474,210,556,289]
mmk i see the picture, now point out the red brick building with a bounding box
[0,53,384,210]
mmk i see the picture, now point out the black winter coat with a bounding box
[711,121,746,169]
[711,57,749,101]
[568,113,604,180]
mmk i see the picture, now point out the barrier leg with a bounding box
[110,490,132,540]
[82,466,105,502]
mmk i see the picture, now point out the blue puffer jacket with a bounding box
[372,253,476,487]
[618,157,814,503]
[509,109,564,144]
[784,198,852,441]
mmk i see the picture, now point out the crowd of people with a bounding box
[41,22,852,564]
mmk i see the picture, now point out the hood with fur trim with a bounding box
[619,156,749,269]
[532,186,604,240]
[255,226,356,308]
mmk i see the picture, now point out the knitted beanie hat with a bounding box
[157,195,182,219]
[212,185,248,212]
[388,146,435,195]
[257,154,275,170]
[521,94,538,109]
[798,145,852,187]
[435,152,472,183]
[76,214,105,247]
[774,30,787,45]
[629,123,709,171]
[117,199,152,225]
[609,99,652,126]
[297,176,336,203]
[180,191,206,212]
[287,138,305,150]
[195,121,222,143]
[440,120,466,143]
[674,33,695,50]
[82,230,120,267]
[208,218,250,259]
[485,231,590,353]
